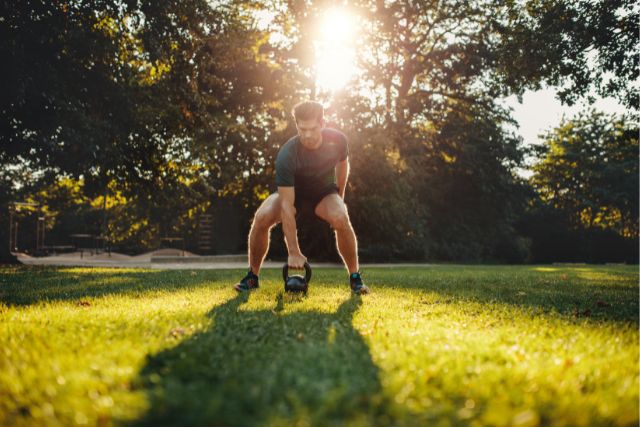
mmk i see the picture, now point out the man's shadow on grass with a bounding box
[130,292,387,427]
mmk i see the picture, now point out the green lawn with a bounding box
[0,265,638,426]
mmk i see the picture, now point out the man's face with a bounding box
[296,117,324,150]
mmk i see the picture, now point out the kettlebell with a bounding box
[283,262,312,294]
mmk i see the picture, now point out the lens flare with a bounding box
[315,8,358,92]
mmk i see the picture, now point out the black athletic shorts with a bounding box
[294,185,339,219]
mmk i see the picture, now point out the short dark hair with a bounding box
[292,101,324,123]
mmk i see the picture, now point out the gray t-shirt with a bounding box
[275,128,349,194]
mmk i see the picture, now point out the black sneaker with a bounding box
[349,272,369,295]
[234,269,259,292]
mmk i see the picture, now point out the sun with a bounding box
[315,8,359,93]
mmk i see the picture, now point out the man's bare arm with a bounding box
[336,159,349,199]
[278,186,307,268]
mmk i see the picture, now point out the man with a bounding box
[234,101,369,295]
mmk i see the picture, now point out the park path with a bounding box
[15,250,431,270]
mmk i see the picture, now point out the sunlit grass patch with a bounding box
[0,265,637,426]
[57,268,157,274]
[574,270,632,282]
[532,267,560,272]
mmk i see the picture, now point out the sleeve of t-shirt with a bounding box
[340,133,349,161]
[275,146,295,187]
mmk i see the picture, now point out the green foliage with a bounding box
[521,112,639,262]
[323,1,532,261]
[347,128,429,261]
[417,103,529,262]
[2,1,160,183]
[531,111,638,237]
[0,0,281,253]
[0,170,18,263]
[518,201,639,263]
[0,265,638,425]
[494,0,638,110]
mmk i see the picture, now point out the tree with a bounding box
[522,111,638,262]
[494,0,638,110]
[1,1,286,252]
[531,111,638,237]
[2,1,156,184]
[336,0,530,261]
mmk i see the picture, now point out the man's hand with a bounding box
[288,253,307,269]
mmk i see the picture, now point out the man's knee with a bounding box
[327,210,351,230]
[252,196,280,230]
[253,211,272,229]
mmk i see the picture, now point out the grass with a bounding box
[0,264,638,426]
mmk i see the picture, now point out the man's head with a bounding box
[292,101,325,150]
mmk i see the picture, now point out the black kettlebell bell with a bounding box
[283,262,312,294]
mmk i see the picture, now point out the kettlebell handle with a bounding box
[282,262,312,284]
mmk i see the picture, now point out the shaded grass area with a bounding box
[0,265,637,426]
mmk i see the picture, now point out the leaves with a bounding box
[531,111,639,237]
[494,0,638,110]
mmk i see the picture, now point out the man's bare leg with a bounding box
[248,224,270,276]
[248,218,277,276]
[248,193,281,275]
[235,194,281,291]
[314,194,359,273]
[334,220,359,274]
[315,194,368,294]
